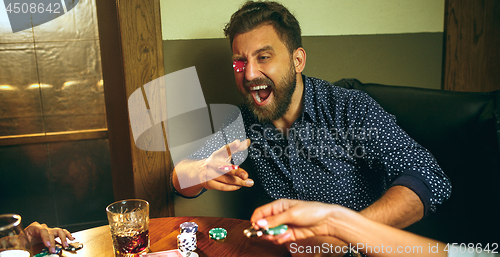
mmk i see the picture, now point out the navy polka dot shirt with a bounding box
[189,75,452,215]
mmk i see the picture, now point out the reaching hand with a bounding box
[250,199,343,244]
[199,139,254,191]
[24,222,75,253]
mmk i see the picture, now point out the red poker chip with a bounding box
[233,60,246,73]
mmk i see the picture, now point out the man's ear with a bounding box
[293,47,306,73]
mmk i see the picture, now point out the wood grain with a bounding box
[33,217,290,257]
[96,0,174,217]
[119,0,173,218]
[443,0,500,92]
[0,129,108,146]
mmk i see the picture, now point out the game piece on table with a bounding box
[179,222,198,234]
[243,226,264,238]
[264,224,288,236]
[244,224,288,238]
[209,228,227,240]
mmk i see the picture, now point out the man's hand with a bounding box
[172,139,254,197]
[199,139,253,191]
[24,222,75,253]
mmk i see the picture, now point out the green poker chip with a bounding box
[264,224,288,236]
[209,227,227,240]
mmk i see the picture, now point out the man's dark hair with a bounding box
[224,1,302,54]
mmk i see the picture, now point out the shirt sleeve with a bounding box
[351,91,452,216]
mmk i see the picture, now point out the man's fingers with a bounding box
[202,169,254,191]
[215,139,251,159]
[216,165,248,178]
[213,172,253,188]
[208,165,252,184]
[235,168,249,180]
[203,179,243,191]
[233,138,251,152]
[227,139,250,153]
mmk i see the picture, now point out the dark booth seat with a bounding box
[334,79,500,245]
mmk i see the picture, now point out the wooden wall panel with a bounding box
[96,0,174,217]
[443,0,500,92]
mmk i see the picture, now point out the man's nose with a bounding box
[244,61,261,82]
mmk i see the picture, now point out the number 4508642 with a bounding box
[444,243,498,254]
[5,2,62,14]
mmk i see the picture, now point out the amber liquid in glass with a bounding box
[112,230,149,256]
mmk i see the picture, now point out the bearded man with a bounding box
[172,1,451,256]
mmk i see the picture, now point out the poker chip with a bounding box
[177,233,197,252]
[243,226,263,238]
[264,224,288,236]
[232,60,246,73]
[180,222,198,234]
[40,246,62,254]
[243,224,288,238]
[209,228,227,240]
[177,221,198,254]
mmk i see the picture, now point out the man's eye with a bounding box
[259,56,270,60]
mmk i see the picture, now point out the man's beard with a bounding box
[242,63,297,124]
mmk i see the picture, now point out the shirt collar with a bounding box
[301,75,316,123]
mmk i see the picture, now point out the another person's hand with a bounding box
[251,200,450,257]
[250,199,345,244]
[199,139,254,191]
[24,222,75,253]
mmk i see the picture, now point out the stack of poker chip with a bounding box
[177,222,198,254]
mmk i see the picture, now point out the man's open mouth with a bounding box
[250,85,273,106]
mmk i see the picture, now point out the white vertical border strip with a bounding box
[0,0,13,32]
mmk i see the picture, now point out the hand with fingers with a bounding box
[200,139,254,191]
[250,199,339,245]
[173,139,254,197]
[250,199,452,257]
[24,222,75,254]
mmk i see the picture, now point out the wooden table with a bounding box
[35,217,290,257]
